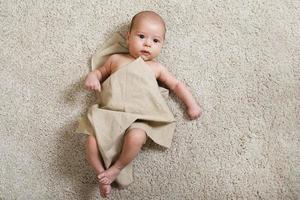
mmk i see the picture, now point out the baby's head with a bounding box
[127,11,166,61]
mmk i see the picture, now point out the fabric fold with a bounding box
[91,33,128,71]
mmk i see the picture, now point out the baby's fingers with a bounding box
[91,85,100,92]
[84,81,94,91]
[188,109,202,120]
[96,86,101,92]
[84,81,101,92]
[95,82,101,92]
[86,85,95,91]
[85,84,92,91]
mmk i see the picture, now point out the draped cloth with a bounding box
[76,33,175,187]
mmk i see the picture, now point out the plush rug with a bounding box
[0,0,299,199]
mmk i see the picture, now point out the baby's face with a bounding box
[127,19,165,61]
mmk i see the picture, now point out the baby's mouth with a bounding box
[141,50,150,55]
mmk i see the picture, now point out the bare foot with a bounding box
[98,165,121,185]
[98,182,111,198]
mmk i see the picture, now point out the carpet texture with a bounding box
[0,0,299,199]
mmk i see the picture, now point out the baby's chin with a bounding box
[140,55,154,61]
[140,53,158,61]
[129,53,155,61]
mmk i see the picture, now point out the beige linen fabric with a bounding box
[76,34,175,186]
[91,33,128,71]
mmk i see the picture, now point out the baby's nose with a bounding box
[144,39,152,47]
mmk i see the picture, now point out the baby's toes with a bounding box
[98,172,110,184]
[99,177,110,184]
[97,172,107,180]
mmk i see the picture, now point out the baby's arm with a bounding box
[84,56,112,91]
[157,64,202,119]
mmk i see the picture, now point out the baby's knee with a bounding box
[125,128,147,145]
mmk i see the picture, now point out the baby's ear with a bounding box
[126,32,131,44]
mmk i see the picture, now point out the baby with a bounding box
[84,11,201,198]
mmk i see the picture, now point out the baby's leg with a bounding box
[85,135,111,198]
[85,135,106,174]
[98,128,147,185]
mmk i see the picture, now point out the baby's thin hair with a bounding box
[129,11,166,37]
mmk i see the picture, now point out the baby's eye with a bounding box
[153,39,160,43]
[139,34,145,39]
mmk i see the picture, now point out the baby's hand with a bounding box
[84,72,101,92]
[187,105,202,120]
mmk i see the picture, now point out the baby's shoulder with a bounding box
[107,53,126,64]
[150,60,168,71]
[108,53,128,69]
[146,61,166,78]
